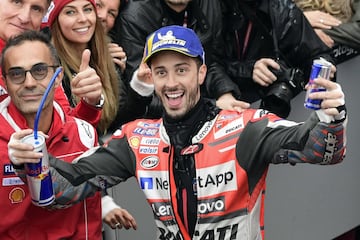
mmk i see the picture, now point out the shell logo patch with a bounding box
[9,187,25,204]
[129,136,140,149]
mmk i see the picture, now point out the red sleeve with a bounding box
[54,86,101,127]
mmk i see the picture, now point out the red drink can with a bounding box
[21,134,54,206]
[304,58,332,110]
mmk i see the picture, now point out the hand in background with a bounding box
[216,93,250,112]
[108,43,127,73]
[252,58,280,87]
[303,10,342,47]
[103,207,137,230]
[304,10,341,29]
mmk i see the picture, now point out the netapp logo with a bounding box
[140,177,168,190]
[198,196,225,214]
[197,161,238,197]
[138,171,170,199]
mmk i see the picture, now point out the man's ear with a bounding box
[198,64,207,85]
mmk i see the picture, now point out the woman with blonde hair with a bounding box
[294,0,358,50]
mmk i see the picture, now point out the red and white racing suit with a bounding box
[47,107,346,240]
[0,97,102,239]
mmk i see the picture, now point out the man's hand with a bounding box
[103,207,137,230]
[216,93,250,112]
[307,77,345,116]
[71,49,103,106]
[8,129,45,165]
[252,58,280,87]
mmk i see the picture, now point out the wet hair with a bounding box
[1,30,60,76]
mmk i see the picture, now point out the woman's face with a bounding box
[96,0,120,33]
[58,0,96,46]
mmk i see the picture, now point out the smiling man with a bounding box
[9,25,347,240]
[0,0,51,95]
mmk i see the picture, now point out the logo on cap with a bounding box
[144,25,205,64]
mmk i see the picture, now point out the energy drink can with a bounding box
[21,134,54,206]
[304,58,332,110]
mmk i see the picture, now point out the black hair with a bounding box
[1,30,60,77]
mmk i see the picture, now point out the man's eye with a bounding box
[32,5,44,13]
[8,69,23,78]
[177,68,187,74]
[156,70,166,76]
[12,0,22,6]
[33,66,47,75]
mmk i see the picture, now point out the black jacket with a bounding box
[61,71,151,135]
[111,0,241,103]
[222,0,333,104]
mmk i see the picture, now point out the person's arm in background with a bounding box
[111,6,149,84]
[324,0,360,50]
[200,0,249,111]
[101,192,137,230]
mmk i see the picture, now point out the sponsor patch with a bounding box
[198,196,225,214]
[196,161,237,197]
[151,201,173,219]
[137,122,160,128]
[138,170,170,199]
[3,164,15,175]
[214,118,244,139]
[128,136,140,149]
[140,156,159,169]
[2,177,25,186]
[180,143,203,155]
[322,132,337,164]
[139,146,158,154]
[9,187,25,204]
[193,119,215,143]
[133,127,158,136]
[140,137,161,146]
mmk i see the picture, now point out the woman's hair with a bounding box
[295,0,354,22]
[51,17,120,134]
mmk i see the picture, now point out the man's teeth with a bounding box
[167,93,183,98]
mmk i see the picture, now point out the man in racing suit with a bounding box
[9,26,347,240]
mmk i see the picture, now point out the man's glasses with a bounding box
[5,63,59,84]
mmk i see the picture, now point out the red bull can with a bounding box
[304,58,332,110]
[22,134,54,206]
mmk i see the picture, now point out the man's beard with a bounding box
[165,0,192,6]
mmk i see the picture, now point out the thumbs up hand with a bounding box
[71,49,103,106]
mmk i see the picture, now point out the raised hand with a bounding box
[108,43,127,73]
[71,49,102,106]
